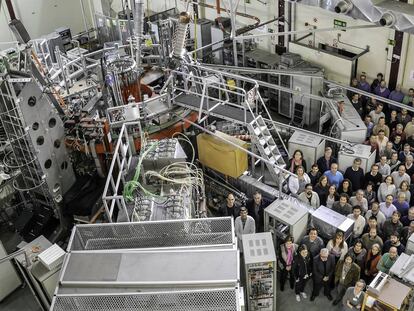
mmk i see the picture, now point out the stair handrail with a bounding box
[255,89,290,159]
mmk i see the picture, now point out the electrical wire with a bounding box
[123,140,159,201]
[172,132,195,163]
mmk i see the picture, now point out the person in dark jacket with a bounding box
[293,244,313,302]
[382,232,405,255]
[317,147,337,174]
[347,239,367,272]
[219,193,240,219]
[278,235,298,291]
[246,191,270,232]
[338,179,353,197]
[311,248,335,301]
[332,254,361,305]
[382,211,403,240]
[314,175,330,206]
[371,73,383,92]
[364,164,383,192]
[344,158,365,192]
[308,164,322,187]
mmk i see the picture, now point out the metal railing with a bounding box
[102,122,134,222]
[106,94,169,128]
[67,217,236,252]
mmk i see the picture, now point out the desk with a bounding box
[362,277,412,311]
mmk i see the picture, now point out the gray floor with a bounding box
[276,280,344,311]
[0,286,41,311]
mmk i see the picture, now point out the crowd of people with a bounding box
[216,73,414,310]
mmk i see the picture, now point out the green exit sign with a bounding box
[334,19,347,30]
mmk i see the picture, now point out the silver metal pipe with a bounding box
[172,12,191,58]
[134,0,144,67]
[325,80,414,113]
[79,0,91,46]
[201,63,323,78]
[235,24,380,41]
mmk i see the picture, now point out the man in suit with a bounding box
[311,248,335,301]
[246,191,270,232]
[235,207,255,251]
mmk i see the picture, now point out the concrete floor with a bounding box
[0,286,41,311]
[276,279,344,311]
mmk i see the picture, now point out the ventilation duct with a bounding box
[293,0,414,34]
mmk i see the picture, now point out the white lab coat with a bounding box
[288,173,311,195]
[235,215,256,251]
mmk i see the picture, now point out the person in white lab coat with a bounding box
[235,207,256,251]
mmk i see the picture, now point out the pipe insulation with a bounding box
[134,0,144,67]
[172,12,191,58]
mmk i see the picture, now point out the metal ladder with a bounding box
[248,115,287,182]
[291,102,305,128]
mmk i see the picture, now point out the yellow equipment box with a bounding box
[197,131,248,178]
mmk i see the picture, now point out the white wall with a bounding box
[401,34,414,90]
[0,0,93,45]
[293,4,393,83]
[2,0,414,91]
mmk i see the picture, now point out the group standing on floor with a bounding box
[217,73,414,310]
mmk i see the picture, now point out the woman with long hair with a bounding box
[377,175,396,202]
[364,181,376,207]
[293,244,313,302]
[326,231,348,262]
[288,166,311,195]
[289,150,307,173]
[314,175,330,206]
[338,179,353,197]
[396,180,411,203]
[363,243,382,284]
[326,185,339,209]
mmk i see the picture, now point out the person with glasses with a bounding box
[342,279,366,311]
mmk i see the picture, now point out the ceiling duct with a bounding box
[293,0,414,34]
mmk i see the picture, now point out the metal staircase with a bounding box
[248,115,287,181]
[170,66,293,186]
